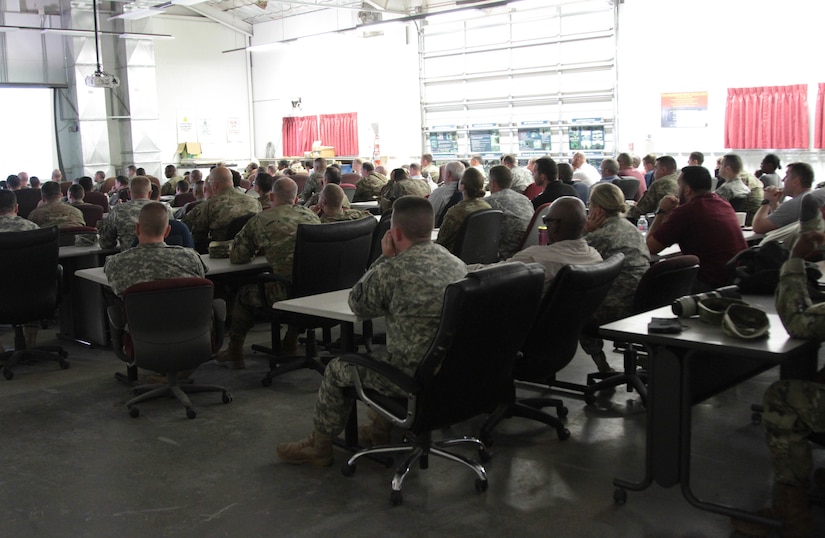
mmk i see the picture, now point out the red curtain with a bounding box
[815,83,825,148]
[282,115,318,157]
[319,113,359,156]
[724,84,809,149]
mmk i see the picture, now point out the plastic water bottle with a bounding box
[637,215,648,234]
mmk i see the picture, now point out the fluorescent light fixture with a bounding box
[0,26,19,33]
[119,32,175,40]
[108,8,166,21]
[171,0,206,5]
[41,28,95,37]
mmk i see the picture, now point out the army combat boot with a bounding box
[277,431,333,467]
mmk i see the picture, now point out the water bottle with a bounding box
[637,215,648,234]
[538,225,548,246]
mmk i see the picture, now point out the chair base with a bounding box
[0,341,69,380]
[553,345,648,406]
[341,432,489,506]
[126,374,231,419]
[256,328,330,387]
[480,399,571,444]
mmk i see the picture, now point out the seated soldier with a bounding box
[317,184,372,222]
[28,181,85,229]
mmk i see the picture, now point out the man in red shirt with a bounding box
[646,165,747,292]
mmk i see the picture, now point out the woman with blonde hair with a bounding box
[581,182,651,372]
[435,167,491,254]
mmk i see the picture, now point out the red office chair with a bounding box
[515,202,552,252]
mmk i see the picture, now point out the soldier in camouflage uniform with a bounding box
[579,183,650,372]
[182,166,261,246]
[103,202,206,296]
[435,168,491,254]
[213,177,320,369]
[277,195,466,466]
[298,157,327,205]
[99,176,174,251]
[352,161,388,202]
[420,153,440,183]
[627,155,679,220]
[303,166,351,209]
[27,181,85,229]
[731,203,825,536]
[160,164,185,196]
[317,184,371,223]
[378,168,431,213]
[486,165,534,259]
[0,191,39,232]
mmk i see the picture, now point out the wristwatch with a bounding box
[761,199,771,206]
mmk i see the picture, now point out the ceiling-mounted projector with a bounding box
[85,70,119,89]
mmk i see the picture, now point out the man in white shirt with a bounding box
[571,152,601,187]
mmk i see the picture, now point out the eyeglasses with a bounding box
[542,217,562,225]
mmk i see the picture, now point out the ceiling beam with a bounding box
[182,3,253,36]
[269,0,407,15]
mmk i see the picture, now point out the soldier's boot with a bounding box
[731,483,813,537]
[590,351,615,373]
[214,338,245,369]
[281,326,300,356]
[23,326,38,349]
[358,409,393,446]
[276,430,333,467]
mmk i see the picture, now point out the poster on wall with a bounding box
[518,121,552,155]
[176,111,195,142]
[428,127,458,155]
[661,91,708,128]
[227,117,242,143]
[469,124,501,154]
[569,119,604,151]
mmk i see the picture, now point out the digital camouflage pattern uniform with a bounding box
[160,175,185,196]
[764,257,825,486]
[304,192,350,209]
[353,172,388,202]
[103,242,207,296]
[378,178,431,213]
[182,188,261,245]
[313,241,467,436]
[740,171,764,226]
[486,188,534,259]
[228,204,321,342]
[256,193,272,211]
[320,209,372,223]
[435,198,492,254]
[99,199,175,251]
[28,202,85,229]
[510,166,534,194]
[0,214,39,232]
[421,163,440,183]
[579,215,650,355]
[299,171,324,204]
[627,172,679,219]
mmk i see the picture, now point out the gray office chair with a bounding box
[452,208,504,263]
[613,178,640,201]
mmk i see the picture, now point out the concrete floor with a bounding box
[1,322,823,538]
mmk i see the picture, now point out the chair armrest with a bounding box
[256,271,293,309]
[212,298,226,351]
[338,353,421,394]
[107,304,128,362]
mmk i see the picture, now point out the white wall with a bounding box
[251,15,421,167]
[152,17,253,167]
[617,0,825,175]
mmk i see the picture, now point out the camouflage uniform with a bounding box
[28,202,85,229]
[486,189,534,259]
[182,188,261,245]
[99,199,175,251]
[510,167,534,193]
[579,215,651,355]
[353,172,388,202]
[160,175,185,196]
[304,192,350,209]
[256,193,272,211]
[313,241,467,436]
[0,214,39,232]
[103,242,207,297]
[299,171,324,204]
[741,171,764,226]
[627,172,679,219]
[421,163,440,183]
[756,258,825,486]
[320,209,372,223]
[378,178,431,213]
[228,204,321,341]
[435,198,491,254]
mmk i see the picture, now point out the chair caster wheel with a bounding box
[558,406,569,418]
[557,428,571,441]
[186,408,197,419]
[60,360,70,370]
[751,412,762,425]
[222,392,233,404]
[261,376,273,387]
[475,479,488,493]
[584,393,596,406]
[3,368,13,380]
[129,407,139,418]
[614,487,627,505]
[390,490,403,506]
[341,463,356,477]
[479,448,491,463]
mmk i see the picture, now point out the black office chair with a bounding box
[253,217,377,386]
[452,209,504,264]
[578,255,700,406]
[341,183,357,202]
[613,178,640,201]
[225,213,255,240]
[107,277,231,419]
[339,262,545,505]
[729,196,748,212]
[57,226,99,247]
[480,254,625,442]
[0,227,68,379]
[367,210,392,268]
[13,188,42,219]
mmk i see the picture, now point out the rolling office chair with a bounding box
[574,255,700,406]
[340,183,357,202]
[253,217,376,386]
[613,177,641,201]
[107,277,231,419]
[57,226,99,247]
[452,208,503,264]
[76,204,104,228]
[515,202,553,251]
[83,190,110,214]
[339,262,545,505]
[12,188,42,219]
[0,227,68,380]
[225,213,255,240]
[479,254,625,442]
